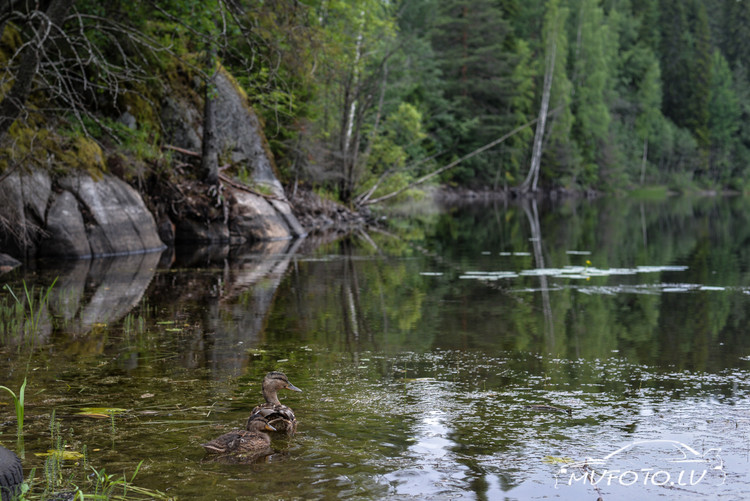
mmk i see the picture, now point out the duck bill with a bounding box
[286,382,302,392]
[265,423,277,432]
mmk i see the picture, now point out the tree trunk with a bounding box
[362,117,539,206]
[201,48,219,186]
[639,137,648,185]
[0,0,74,142]
[342,15,365,203]
[520,38,556,193]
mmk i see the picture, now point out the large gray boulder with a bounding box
[0,168,51,251]
[44,190,92,258]
[229,190,294,241]
[56,174,165,256]
[0,169,165,259]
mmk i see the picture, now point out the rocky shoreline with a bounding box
[288,186,371,235]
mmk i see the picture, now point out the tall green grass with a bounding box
[1,278,58,344]
[0,377,26,440]
[15,413,173,500]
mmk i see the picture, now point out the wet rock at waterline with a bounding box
[229,190,298,242]
[167,180,305,245]
[57,174,165,256]
[0,254,21,273]
[44,190,92,257]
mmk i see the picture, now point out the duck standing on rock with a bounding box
[249,371,302,435]
[201,415,276,463]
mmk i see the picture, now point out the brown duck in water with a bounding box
[248,371,302,435]
[201,415,276,462]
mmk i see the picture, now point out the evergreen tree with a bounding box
[570,0,613,184]
[431,0,518,186]
[632,0,660,51]
[389,0,449,177]
[708,50,739,182]
[634,54,663,184]
[722,0,750,70]
[730,63,750,188]
[689,1,711,151]
[658,0,712,180]
[658,0,692,129]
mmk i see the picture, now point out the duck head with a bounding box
[261,371,302,404]
[246,415,277,433]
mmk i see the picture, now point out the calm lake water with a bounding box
[2,196,750,500]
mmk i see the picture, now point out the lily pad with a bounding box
[77,407,128,418]
[36,449,85,460]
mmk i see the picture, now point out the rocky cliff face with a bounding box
[159,66,305,245]
[0,64,305,261]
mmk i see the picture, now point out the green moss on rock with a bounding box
[57,136,106,180]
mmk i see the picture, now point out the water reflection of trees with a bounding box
[418,196,750,372]
[269,236,435,354]
[146,239,305,380]
[6,195,750,385]
[522,199,555,350]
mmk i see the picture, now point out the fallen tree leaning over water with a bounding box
[357,116,540,207]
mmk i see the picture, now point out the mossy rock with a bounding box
[57,136,106,180]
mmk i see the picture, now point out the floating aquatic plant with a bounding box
[76,407,128,418]
[35,449,85,460]
[459,264,691,283]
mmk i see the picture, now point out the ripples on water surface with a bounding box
[2,197,750,500]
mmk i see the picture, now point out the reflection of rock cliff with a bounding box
[50,251,163,336]
[147,238,304,380]
[0,252,162,348]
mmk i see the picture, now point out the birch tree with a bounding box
[634,55,662,184]
[313,0,397,203]
[519,0,569,193]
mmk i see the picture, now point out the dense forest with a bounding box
[1,0,749,206]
